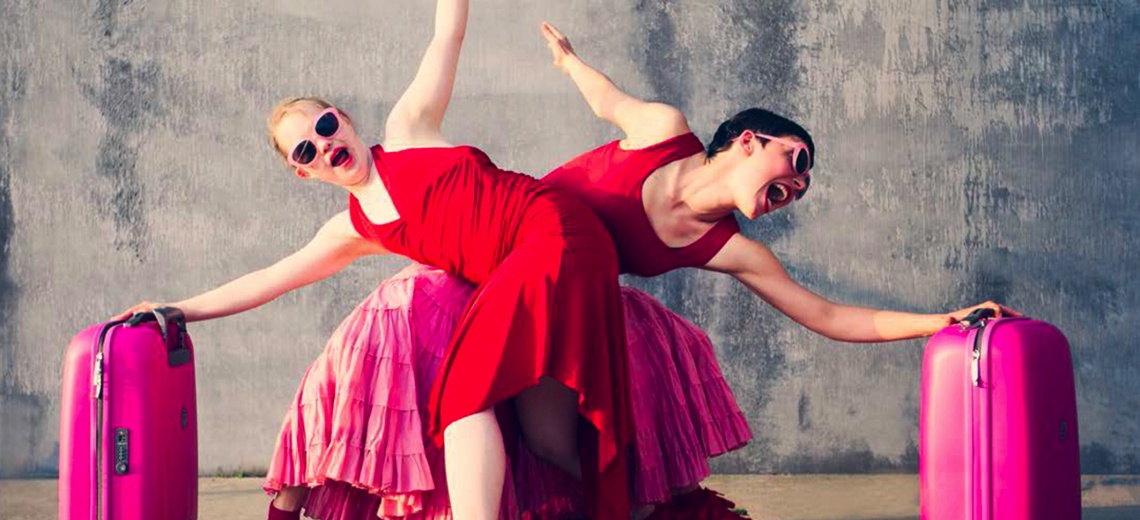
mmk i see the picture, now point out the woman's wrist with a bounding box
[560,54,584,75]
[924,313,951,337]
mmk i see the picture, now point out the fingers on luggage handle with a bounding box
[124,306,192,367]
[959,307,997,330]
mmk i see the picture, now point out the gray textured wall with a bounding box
[1,0,1136,477]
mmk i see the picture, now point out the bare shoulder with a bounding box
[318,211,368,246]
[316,211,387,256]
[321,210,358,237]
[618,102,693,149]
[642,102,689,131]
[380,137,455,152]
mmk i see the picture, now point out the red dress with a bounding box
[543,133,740,275]
[349,144,631,519]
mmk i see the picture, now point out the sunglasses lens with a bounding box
[794,150,810,175]
[315,112,339,137]
[292,140,317,165]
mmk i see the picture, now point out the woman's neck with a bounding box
[346,155,402,224]
[346,155,384,200]
[670,155,737,223]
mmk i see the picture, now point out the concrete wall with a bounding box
[1,0,1136,477]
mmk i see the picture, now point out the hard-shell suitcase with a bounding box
[59,307,198,520]
[920,309,1080,519]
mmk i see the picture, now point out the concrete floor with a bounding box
[4,475,1139,519]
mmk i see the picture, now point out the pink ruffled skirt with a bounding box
[264,264,750,518]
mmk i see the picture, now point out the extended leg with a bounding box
[444,408,507,520]
[515,376,582,479]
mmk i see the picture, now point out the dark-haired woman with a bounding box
[531,20,1020,520]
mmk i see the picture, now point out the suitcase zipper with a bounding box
[93,352,103,399]
[971,348,981,387]
[92,346,102,520]
[966,315,990,387]
[92,323,120,520]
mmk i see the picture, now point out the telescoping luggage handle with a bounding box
[124,306,192,367]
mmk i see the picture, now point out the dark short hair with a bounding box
[706,108,815,167]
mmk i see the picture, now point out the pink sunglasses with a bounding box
[288,108,344,168]
[751,132,812,176]
[743,131,812,203]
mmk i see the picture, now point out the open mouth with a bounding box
[766,183,791,205]
[330,147,351,168]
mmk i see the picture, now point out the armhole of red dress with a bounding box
[627,132,705,187]
[346,145,389,242]
[638,132,704,159]
[697,216,741,265]
[346,194,372,241]
[545,139,622,182]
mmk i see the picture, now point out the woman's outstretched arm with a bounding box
[384,0,470,144]
[114,211,386,322]
[540,21,689,148]
[704,234,1019,342]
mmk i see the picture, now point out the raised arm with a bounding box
[541,21,689,148]
[114,211,386,322]
[704,234,1016,342]
[384,0,470,144]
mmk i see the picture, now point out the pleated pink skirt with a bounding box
[264,264,750,518]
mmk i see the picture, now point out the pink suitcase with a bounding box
[59,307,198,520]
[920,309,1080,520]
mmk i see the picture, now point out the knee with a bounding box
[523,431,578,469]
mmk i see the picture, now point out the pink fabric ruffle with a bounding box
[264,264,751,518]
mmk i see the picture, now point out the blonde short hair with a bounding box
[267,96,354,164]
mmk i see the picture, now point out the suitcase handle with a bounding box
[958,307,997,330]
[125,306,192,367]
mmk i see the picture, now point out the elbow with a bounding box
[811,302,844,341]
[252,266,291,304]
[813,303,876,344]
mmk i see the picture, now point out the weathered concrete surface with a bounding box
[4,476,1140,520]
[1,1,1138,477]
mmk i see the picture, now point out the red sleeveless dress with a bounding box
[543,132,740,276]
[348,144,632,518]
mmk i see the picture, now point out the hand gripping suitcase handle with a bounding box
[959,307,997,331]
[125,306,192,367]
